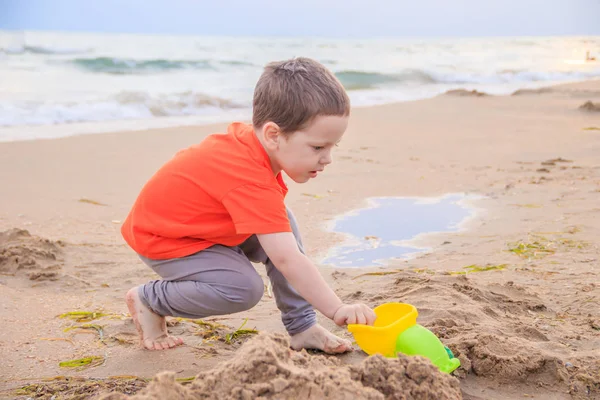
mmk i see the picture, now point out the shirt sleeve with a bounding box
[221,184,292,234]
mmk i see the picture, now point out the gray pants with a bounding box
[137,208,317,335]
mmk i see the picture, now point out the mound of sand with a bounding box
[579,101,600,112]
[100,333,462,400]
[0,228,64,280]
[511,87,554,96]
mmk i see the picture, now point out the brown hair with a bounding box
[252,57,350,134]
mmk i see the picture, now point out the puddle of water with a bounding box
[321,193,481,268]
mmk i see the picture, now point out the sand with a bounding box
[0,79,599,400]
[97,333,461,400]
[579,101,600,112]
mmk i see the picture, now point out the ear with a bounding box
[262,122,282,150]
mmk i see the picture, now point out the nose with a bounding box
[320,150,333,166]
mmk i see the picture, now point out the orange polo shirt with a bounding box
[121,122,292,260]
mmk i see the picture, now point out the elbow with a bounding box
[269,248,303,273]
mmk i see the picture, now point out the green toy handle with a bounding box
[395,324,460,374]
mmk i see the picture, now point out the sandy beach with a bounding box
[1,80,599,399]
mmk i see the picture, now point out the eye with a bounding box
[312,146,324,151]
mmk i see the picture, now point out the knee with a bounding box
[286,208,305,253]
[227,273,264,313]
[245,273,264,308]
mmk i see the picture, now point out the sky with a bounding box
[1,0,599,38]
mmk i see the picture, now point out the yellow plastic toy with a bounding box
[347,302,461,374]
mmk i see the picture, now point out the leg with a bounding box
[240,209,316,335]
[126,245,264,350]
[240,207,353,354]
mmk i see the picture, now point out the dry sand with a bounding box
[98,333,461,400]
[0,80,599,399]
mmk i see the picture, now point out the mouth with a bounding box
[309,170,323,177]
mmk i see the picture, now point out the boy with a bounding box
[122,57,376,354]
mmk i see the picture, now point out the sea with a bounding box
[1,30,599,142]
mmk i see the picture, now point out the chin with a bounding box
[288,174,311,184]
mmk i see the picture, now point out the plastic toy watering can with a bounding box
[347,303,460,374]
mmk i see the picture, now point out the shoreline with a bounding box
[2,78,597,144]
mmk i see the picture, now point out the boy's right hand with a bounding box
[333,303,377,327]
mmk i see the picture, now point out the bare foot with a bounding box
[125,287,183,350]
[290,324,353,354]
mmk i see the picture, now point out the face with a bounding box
[262,115,349,183]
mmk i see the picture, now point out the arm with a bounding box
[257,232,343,319]
[257,232,376,326]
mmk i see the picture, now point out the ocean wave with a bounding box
[335,68,600,90]
[69,57,257,74]
[1,45,91,55]
[219,60,257,67]
[0,91,245,127]
[70,57,214,74]
[336,70,436,90]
